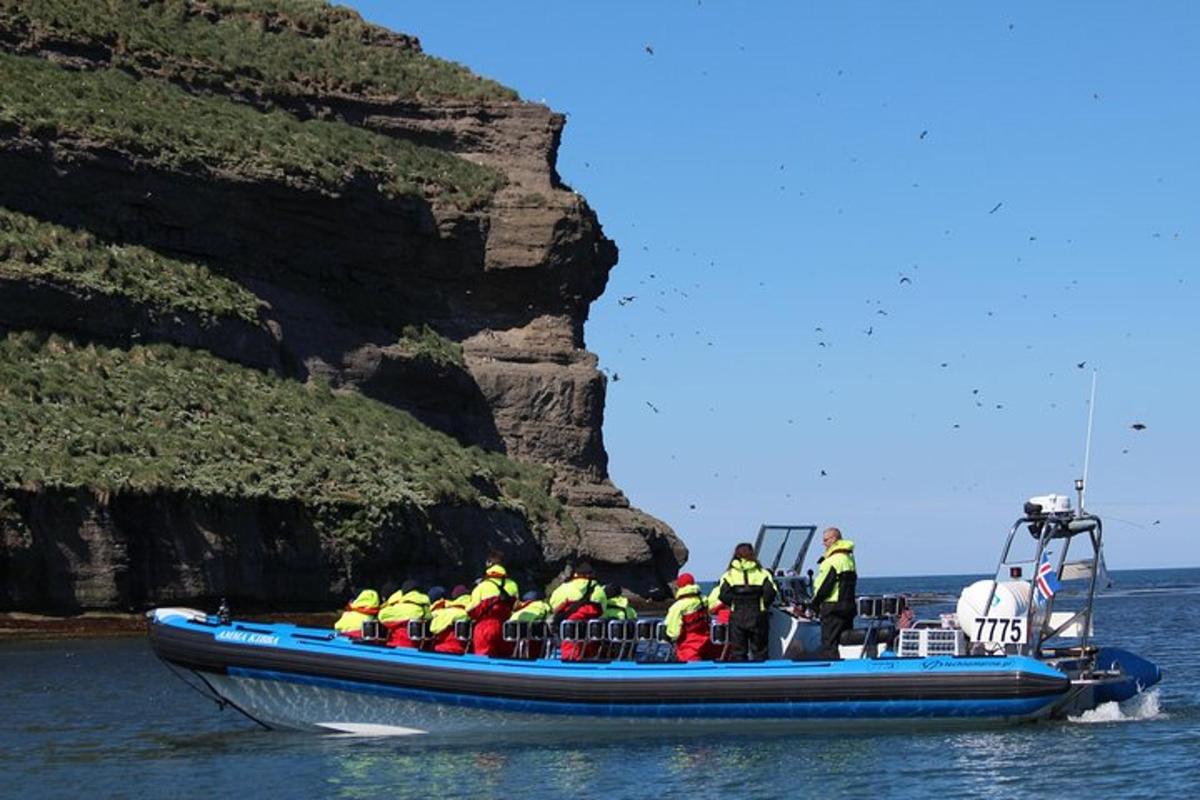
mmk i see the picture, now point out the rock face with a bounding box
[0,1,686,612]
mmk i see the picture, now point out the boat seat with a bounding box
[607,619,638,661]
[406,619,431,643]
[503,621,549,642]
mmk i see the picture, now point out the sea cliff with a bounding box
[0,0,685,612]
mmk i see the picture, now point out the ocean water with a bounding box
[3,568,1197,799]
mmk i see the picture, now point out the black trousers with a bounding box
[819,604,854,659]
[728,614,769,661]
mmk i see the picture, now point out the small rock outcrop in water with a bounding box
[0,0,685,612]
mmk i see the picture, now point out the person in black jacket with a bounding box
[717,543,779,661]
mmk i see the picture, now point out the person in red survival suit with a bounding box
[548,562,608,661]
[666,573,714,662]
[430,584,471,655]
[467,552,519,657]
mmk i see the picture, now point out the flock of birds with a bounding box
[572,21,1178,532]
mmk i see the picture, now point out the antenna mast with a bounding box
[1080,370,1098,511]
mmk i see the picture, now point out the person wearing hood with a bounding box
[378,580,432,648]
[468,551,519,657]
[810,527,858,659]
[430,584,471,655]
[602,584,637,621]
[665,573,713,661]
[548,562,608,661]
[718,543,778,661]
[333,589,380,639]
[509,589,552,659]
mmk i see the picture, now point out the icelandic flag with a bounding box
[1035,553,1061,604]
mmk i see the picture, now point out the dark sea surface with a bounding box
[3,568,1197,799]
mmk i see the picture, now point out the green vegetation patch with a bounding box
[397,324,464,368]
[0,52,505,208]
[0,332,568,555]
[0,0,518,102]
[0,207,264,325]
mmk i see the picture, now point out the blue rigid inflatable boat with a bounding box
[147,607,1074,734]
[146,495,1161,735]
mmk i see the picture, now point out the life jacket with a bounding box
[378,590,430,627]
[468,566,519,620]
[548,576,607,622]
[603,595,637,620]
[509,599,552,622]
[813,540,857,608]
[429,597,470,635]
[333,589,379,637]
[719,558,778,610]
[665,585,709,640]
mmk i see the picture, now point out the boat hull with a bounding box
[148,610,1074,733]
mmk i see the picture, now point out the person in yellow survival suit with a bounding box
[378,580,433,648]
[467,552,519,657]
[333,589,379,639]
[809,527,858,659]
[429,584,471,655]
[717,543,778,661]
[509,589,552,659]
[548,562,608,661]
[602,584,638,621]
[665,573,713,662]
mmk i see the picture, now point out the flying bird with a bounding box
[819,469,828,477]
[1130,422,1147,431]
[1076,361,1087,369]
[618,295,636,306]
[644,44,655,55]
[645,401,660,413]
[989,202,1003,214]
[919,130,928,140]
[899,275,912,285]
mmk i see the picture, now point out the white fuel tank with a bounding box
[956,579,1032,635]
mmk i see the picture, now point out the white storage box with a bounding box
[897,627,968,657]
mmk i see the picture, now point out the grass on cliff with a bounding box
[0,207,265,325]
[397,324,464,368]
[0,52,505,208]
[0,331,570,553]
[0,0,518,102]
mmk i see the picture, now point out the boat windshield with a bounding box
[754,525,817,574]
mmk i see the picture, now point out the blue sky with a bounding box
[351,1,1198,578]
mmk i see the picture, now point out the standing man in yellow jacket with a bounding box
[717,543,778,661]
[809,527,858,659]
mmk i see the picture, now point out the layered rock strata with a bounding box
[0,1,685,611]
